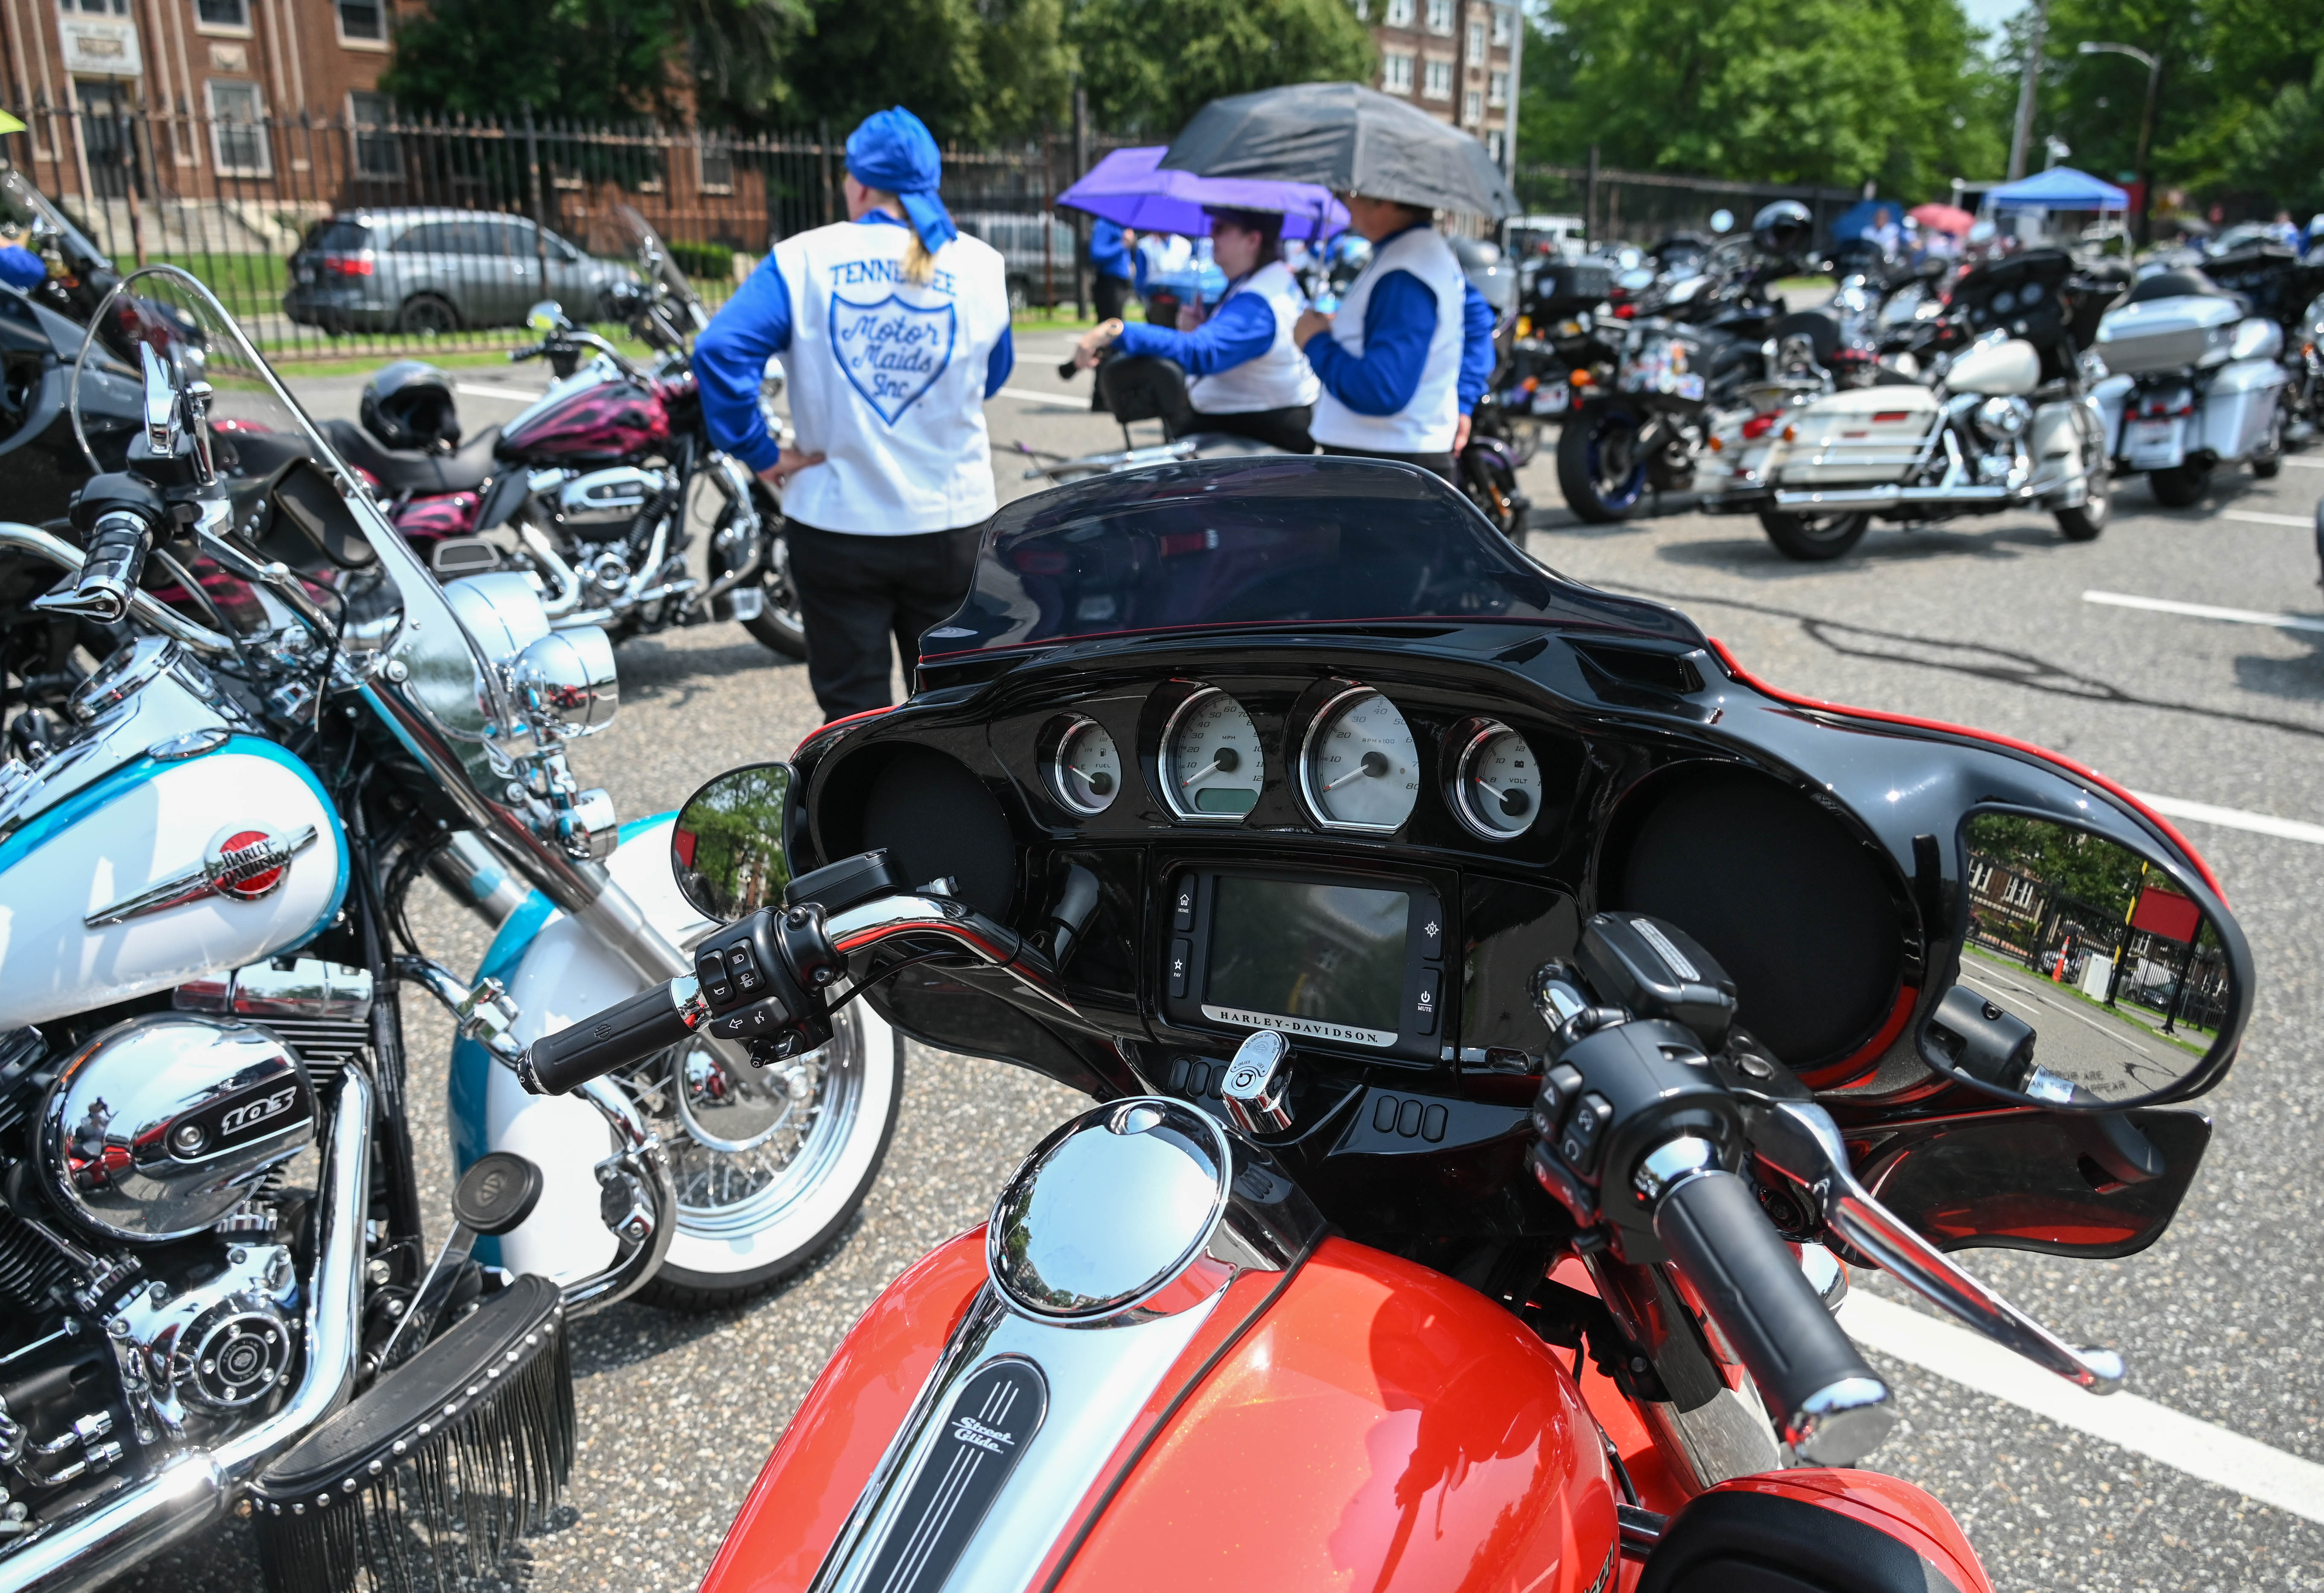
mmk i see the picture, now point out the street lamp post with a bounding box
[2078,40,2161,248]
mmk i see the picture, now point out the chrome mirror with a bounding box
[511,628,617,739]
[1923,811,2248,1109]
[672,762,792,923]
[526,299,569,335]
[1709,208,1736,235]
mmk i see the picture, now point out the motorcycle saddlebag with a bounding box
[1639,1473,1993,1593]
[2196,357,2289,461]
[1774,386,1939,486]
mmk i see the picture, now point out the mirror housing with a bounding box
[526,300,570,335]
[511,628,617,739]
[1919,808,2249,1110]
[672,762,793,923]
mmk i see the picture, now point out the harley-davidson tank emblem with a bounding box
[86,824,319,928]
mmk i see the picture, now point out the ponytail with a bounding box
[863,187,937,283]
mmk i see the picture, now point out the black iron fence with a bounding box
[1513,156,1865,254]
[2,102,1137,362]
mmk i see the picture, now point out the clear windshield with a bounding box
[614,204,708,333]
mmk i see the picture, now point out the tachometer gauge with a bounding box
[1301,688,1419,834]
[1454,722,1543,841]
[1049,716,1121,815]
[1162,689,1264,821]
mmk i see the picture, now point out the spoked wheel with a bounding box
[626,1001,901,1311]
[2055,427,2111,541]
[2251,406,2286,479]
[741,526,808,658]
[1759,509,1872,561]
[1556,407,1650,523]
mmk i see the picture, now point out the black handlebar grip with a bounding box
[520,979,699,1096]
[1652,1168,1895,1465]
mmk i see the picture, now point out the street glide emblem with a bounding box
[859,1357,1047,1592]
[87,824,320,928]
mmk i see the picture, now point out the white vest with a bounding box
[1309,225,1465,454]
[1188,260,1321,415]
[771,219,1011,535]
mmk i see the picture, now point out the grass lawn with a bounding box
[1962,942,2215,1056]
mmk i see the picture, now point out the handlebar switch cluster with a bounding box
[690,906,835,1064]
[1574,912,1738,1052]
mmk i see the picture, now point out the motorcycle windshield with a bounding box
[614,204,708,331]
[67,266,511,750]
[919,457,1701,667]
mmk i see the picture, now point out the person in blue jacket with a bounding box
[1070,208,1321,453]
[1088,218,1135,323]
[693,107,1015,720]
[1290,193,1497,482]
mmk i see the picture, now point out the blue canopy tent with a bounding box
[1986,167,2130,211]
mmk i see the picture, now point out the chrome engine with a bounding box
[0,961,369,1542]
[555,466,672,538]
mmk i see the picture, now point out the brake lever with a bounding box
[1747,1097,2125,1392]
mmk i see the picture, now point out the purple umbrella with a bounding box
[1057,146,1348,239]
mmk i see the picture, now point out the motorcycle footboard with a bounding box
[248,1274,575,1593]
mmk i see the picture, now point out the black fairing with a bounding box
[787,458,2251,1262]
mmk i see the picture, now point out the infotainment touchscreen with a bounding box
[1202,876,1409,1046]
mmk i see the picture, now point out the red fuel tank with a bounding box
[702,1233,1621,1593]
[497,374,672,465]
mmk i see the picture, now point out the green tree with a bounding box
[1517,0,2006,194]
[771,0,1073,143]
[1067,0,1375,136]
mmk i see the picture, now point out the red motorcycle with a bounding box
[325,208,805,656]
[525,456,2248,1592]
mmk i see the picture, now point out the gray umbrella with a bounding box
[1159,82,1517,220]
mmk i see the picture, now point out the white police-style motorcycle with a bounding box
[0,269,895,1592]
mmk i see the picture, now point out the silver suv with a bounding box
[284,208,634,335]
[953,210,1081,310]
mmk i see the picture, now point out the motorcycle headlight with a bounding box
[512,627,619,739]
[1976,395,2032,438]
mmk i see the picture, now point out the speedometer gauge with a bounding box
[1300,688,1419,834]
[1048,716,1120,815]
[1162,689,1263,821]
[1454,722,1543,840]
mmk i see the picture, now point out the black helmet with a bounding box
[360,360,461,453]
[1752,200,1814,261]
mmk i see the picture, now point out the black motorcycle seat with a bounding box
[2124,267,2237,306]
[323,418,501,494]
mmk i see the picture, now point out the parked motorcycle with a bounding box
[329,208,807,658]
[2090,263,2289,506]
[0,268,685,1591]
[1705,248,2117,560]
[2189,241,2324,449]
[523,453,2249,1592]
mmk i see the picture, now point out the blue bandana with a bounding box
[845,106,958,258]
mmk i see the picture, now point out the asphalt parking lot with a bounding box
[124,340,2324,1592]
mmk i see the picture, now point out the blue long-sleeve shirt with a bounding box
[695,212,1016,474]
[1089,219,1132,282]
[1112,289,1276,375]
[1300,246,1494,419]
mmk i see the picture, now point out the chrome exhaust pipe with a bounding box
[516,521,585,620]
[0,1070,374,1593]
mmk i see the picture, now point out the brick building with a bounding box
[1359,0,1520,172]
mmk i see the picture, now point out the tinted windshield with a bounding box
[921,458,1701,664]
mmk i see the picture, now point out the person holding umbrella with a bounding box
[693,105,1014,722]
[1068,207,1321,452]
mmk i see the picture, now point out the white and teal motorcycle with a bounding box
[0,270,895,1591]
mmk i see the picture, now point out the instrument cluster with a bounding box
[1007,669,1573,857]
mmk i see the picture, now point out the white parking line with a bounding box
[2083,590,2324,633]
[2130,791,2324,847]
[1842,1293,2324,1525]
[2218,509,2314,529]
[992,386,1087,409]
[455,381,550,403]
[2279,455,2324,470]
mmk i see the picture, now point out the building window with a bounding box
[1489,69,1508,107]
[1383,51,1414,94]
[1384,0,1412,26]
[60,0,129,14]
[1486,130,1505,163]
[1463,88,1482,124]
[1968,859,1994,892]
[1426,0,1453,35]
[336,0,385,44]
[1424,57,1453,99]
[699,141,734,194]
[2005,875,2039,910]
[207,79,269,175]
[1467,19,1485,57]
[1492,6,1511,44]
[348,90,397,178]
[193,0,248,31]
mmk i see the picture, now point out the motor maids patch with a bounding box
[829,292,957,424]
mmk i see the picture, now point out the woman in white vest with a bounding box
[1291,194,1493,482]
[695,106,1013,721]
[1070,208,1321,453]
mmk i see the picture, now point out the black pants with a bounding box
[785,520,982,721]
[1321,443,1459,483]
[1187,404,1315,454]
[1093,275,1132,322]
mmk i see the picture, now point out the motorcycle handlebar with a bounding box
[520,976,705,1095]
[1647,1153,1894,1466]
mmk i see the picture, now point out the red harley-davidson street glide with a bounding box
[523,457,2250,1593]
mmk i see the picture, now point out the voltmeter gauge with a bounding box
[1048,716,1121,815]
[1455,722,1544,840]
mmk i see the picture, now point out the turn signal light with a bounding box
[1570,369,1593,387]
[1707,435,1725,453]
[1742,413,1779,441]
[1781,425,1798,443]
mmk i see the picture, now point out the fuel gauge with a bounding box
[1049,716,1122,815]
[1455,722,1544,841]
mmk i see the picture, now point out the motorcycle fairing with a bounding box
[1639,1473,1996,1593]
